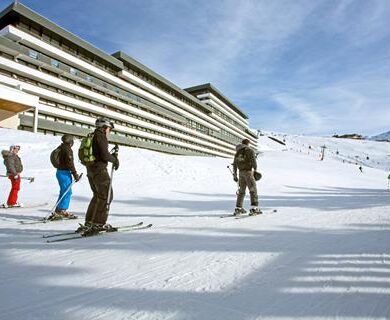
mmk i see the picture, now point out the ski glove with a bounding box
[233,174,238,182]
[73,173,80,182]
[113,158,119,171]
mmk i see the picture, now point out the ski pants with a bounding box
[85,162,113,225]
[7,175,21,206]
[56,170,73,210]
[236,170,258,207]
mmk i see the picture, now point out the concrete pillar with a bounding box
[33,106,39,133]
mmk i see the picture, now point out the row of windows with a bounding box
[9,63,241,145]
[13,21,249,136]
[18,21,118,75]
[0,61,240,149]
[209,105,246,131]
[17,45,222,136]
[1,45,245,150]
[126,67,208,115]
[21,112,217,157]
[16,23,212,119]
[220,129,241,144]
[0,62,241,152]
[37,97,234,154]
[2,36,247,143]
[22,46,185,123]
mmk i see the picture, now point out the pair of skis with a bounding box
[0,174,35,183]
[44,221,152,243]
[19,217,77,225]
[220,209,277,219]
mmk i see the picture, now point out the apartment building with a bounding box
[0,2,258,157]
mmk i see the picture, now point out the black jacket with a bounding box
[92,128,117,165]
[57,143,77,177]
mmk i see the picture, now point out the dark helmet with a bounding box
[61,134,74,145]
[95,117,114,129]
[254,171,262,181]
[241,139,250,145]
[9,145,21,151]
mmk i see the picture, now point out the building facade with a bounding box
[0,2,257,157]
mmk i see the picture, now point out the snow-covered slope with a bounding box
[1,128,390,320]
[268,132,390,171]
[370,131,390,142]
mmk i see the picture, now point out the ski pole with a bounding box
[45,173,83,220]
[227,165,239,195]
[0,174,34,183]
[106,144,119,213]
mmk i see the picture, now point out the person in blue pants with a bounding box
[50,134,80,220]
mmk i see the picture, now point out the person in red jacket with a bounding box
[2,145,23,207]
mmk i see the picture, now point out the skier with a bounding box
[387,173,390,191]
[1,145,23,207]
[232,139,261,216]
[359,166,363,173]
[81,117,119,234]
[49,134,80,220]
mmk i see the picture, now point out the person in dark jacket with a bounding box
[50,134,80,220]
[1,145,23,207]
[232,139,261,216]
[83,117,119,233]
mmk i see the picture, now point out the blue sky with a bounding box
[14,0,390,136]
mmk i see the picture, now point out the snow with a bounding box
[370,131,390,142]
[1,127,390,320]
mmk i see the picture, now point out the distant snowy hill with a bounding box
[370,131,390,142]
[1,127,390,320]
[265,132,390,171]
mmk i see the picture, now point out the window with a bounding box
[70,68,78,75]
[51,59,60,68]
[28,49,39,60]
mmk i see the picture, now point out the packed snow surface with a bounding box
[1,127,390,320]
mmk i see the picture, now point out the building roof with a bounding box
[184,83,248,119]
[0,2,124,70]
[112,51,212,114]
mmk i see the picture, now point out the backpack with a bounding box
[78,133,95,165]
[50,146,61,169]
[235,147,252,170]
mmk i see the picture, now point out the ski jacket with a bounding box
[2,150,23,176]
[91,128,117,166]
[233,144,257,174]
[56,143,77,177]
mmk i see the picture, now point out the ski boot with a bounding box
[234,207,247,216]
[2,203,23,208]
[57,210,77,219]
[101,224,118,232]
[249,207,262,216]
[81,223,102,237]
[75,222,92,233]
[47,212,64,221]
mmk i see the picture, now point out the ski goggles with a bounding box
[10,145,21,151]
